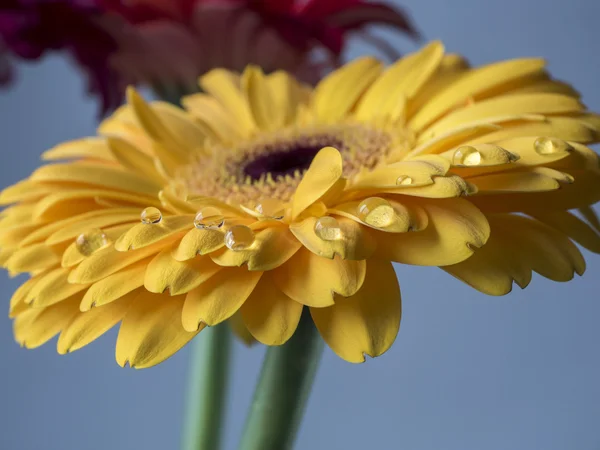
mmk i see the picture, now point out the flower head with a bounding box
[3,42,600,367]
[0,0,122,113]
[0,0,418,115]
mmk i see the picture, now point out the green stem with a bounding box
[181,324,232,450]
[238,310,324,450]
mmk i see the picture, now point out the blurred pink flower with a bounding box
[1,0,419,115]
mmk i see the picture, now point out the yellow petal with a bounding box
[151,101,208,151]
[242,66,277,130]
[442,230,530,296]
[116,291,200,369]
[463,117,599,146]
[468,168,570,194]
[372,198,490,266]
[17,208,136,247]
[126,88,191,169]
[407,122,503,158]
[115,215,193,251]
[506,79,580,97]
[28,267,89,307]
[41,137,116,162]
[0,223,39,247]
[241,273,303,345]
[530,211,600,253]
[311,259,401,363]
[292,146,343,220]
[5,243,60,273]
[31,163,161,197]
[200,69,257,135]
[470,169,600,213]
[422,93,583,138]
[33,189,159,222]
[45,212,138,246]
[290,216,376,259]
[579,205,600,231]
[80,259,150,311]
[0,180,53,205]
[60,223,132,269]
[408,53,469,117]
[182,268,262,329]
[14,296,79,348]
[273,249,366,307]
[410,58,546,130]
[266,71,305,126]
[329,199,425,232]
[158,189,196,215]
[172,227,226,261]
[355,41,444,121]
[182,93,241,142]
[228,311,255,346]
[377,174,476,198]
[145,248,222,295]
[57,293,134,354]
[443,214,584,294]
[9,275,39,318]
[211,226,301,270]
[312,57,383,122]
[68,240,170,284]
[350,155,449,190]
[107,136,165,183]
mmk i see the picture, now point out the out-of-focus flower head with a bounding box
[0,0,419,115]
[0,0,122,112]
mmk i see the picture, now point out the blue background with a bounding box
[1,0,600,449]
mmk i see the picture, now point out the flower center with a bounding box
[242,144,335,181]
[178,123,409,206]
[241,134,344,181]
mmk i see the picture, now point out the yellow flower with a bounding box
[3,41,600,368]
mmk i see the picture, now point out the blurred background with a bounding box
[1,0,600,449]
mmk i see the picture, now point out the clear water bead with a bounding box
[357,197,395,228]
[224,225,255,251]
[534,137,573,155]
[314,216,342,241]
[194,207,225,229]
[396,175,413,186]
[140,207,162,224]
[453,146,482,166]
[75,228,110,256]
[255,199,285,219]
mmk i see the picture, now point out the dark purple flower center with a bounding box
[242,139,342,181]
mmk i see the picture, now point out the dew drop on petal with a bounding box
[396,175,413,186]
[314,216,342,241]
[194,207,225,229]
[141,207,162,224]
[255,198,285,219]
[357,197,395,228]
[453,146,482,166]
[76,228,110,256]
[224,225,255,251]
[534,137,573,155]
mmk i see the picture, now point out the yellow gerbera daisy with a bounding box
[3,41,600,368]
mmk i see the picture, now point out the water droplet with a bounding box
[141,207,162,224]
[76,228,110,256]
[314,216,342,241]
[224,225,255,251]
[534,137,573,155]
[357,197,395,228]
[453,146,482,166]
[255,199,285,219]
[396,175,413,186]
[194,207,225,229]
